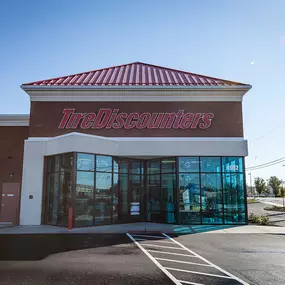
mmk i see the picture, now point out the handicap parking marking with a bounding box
[127,232,250,285]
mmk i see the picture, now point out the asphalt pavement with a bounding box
[0,231,284,285]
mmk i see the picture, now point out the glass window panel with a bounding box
[95,172,112,225]
[60,153,73,171]
[179,173,201,224]
[113,174,119,223]
[222,157,243,173]
[162,173,176,223]
[113,160,119,173]
[201,173,223,224]
[162,158,176,173]
[77,153,94,171]
[200,157,221,173]
[147,175,161,221]
[75,171,94,227]
[57,171,73,226]
[178,157,199,172]
[119,174,128,214]
[46,173,60,225]
[47,156,60,173]
[147,160,160,174]
[96,155,112,172]
[130,162,141,174]
[223,173,246,224]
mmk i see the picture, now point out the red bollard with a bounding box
[68,207,73,230]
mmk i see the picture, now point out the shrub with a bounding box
[249,213,269,225]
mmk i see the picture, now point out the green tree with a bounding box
[254,177,267,196]
[280,187,285,198]
[268,176,282,197]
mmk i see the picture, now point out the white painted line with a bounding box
[131,234,164,239]
[141,239,175,244]
[126,233,182,285]
[142,244,185,250]
[178,280,205,285]
[162,233,250,285]
[147,249,198,258]
[165,267,234,279]
[155,257,212,267]
[134,238,147,241]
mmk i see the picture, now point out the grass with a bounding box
[247,199,259,204]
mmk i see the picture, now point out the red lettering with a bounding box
[113,113,127,129]
[80,113,96,129]
[180,113,194,129]
[147,113,164,129]
[124,113,139,129]
[191,113,204,129]
[66,113,77,129]
[173,110,184,129]
[159,113,176,129]
[199,113,214,129]
[58,109,75,129]
[137,113,151,129]
[92,109,112,129]
[71,113,85,129]
[106,109,119,129]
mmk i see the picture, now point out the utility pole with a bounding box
[248,172,253,197]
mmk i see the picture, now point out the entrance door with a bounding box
[0,182,20,224]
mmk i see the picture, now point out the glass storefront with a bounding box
[43,154,247,227]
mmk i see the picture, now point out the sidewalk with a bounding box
[1,222,285,235]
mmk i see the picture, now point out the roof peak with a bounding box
[22,62,250,87]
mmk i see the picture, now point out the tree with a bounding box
[268,176,282,197]
[280,187,285,198]
[254,177,268,196]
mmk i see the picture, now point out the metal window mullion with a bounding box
[111,158,114,225]
[221,157,225,225]
[93,154,96,226]
[199,157,202,225]
[176,157,180,224]
[243,157,248,224]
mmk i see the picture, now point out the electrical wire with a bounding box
[246,157,285,171]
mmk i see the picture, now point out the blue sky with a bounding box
[1,0,285,181]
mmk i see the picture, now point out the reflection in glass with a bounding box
[200,157,220,173]
[147,160,160,174]
[130,162,141,174]
[58,171,73,226]
[179,157,199,172]
[60,154,73,171]
[223,173,245,224]
[201,173,223,224]
[96,155,112,172]
[113,174,119,223]
[46,173,60,225]
[95,172,112,225]
[162,158,176,173]
[75,171,94,227]
[77,153,94,171]
[147,175,161,221]
[222,157,243,173]
[162,174,176,223]
[179,174,200,224]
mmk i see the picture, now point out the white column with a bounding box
[20,140,46,225]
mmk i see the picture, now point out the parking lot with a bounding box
[0,230,284,285]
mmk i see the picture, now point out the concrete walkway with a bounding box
[1,222,285,235]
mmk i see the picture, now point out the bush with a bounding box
[249,213,269,225]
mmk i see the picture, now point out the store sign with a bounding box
[58,108,214,130]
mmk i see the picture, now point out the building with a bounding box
[0,62,251,227]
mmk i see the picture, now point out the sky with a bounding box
[1,0,285,182]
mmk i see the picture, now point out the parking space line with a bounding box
[126,233,182,285]
[162,233,250,285]
[165,267,234,279]
[131,234,165,239]
[155,257,212,267]
[137,239,175,244]
[147,249,198,258]
[178,280,204,285]
[142,244,185,250]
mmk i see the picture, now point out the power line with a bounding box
[246,156,285,171]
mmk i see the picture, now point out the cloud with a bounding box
[280,35,285,46]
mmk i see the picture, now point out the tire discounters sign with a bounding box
[58,108,214,130]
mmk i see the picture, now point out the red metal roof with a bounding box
[22,62,248,87]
